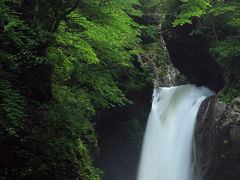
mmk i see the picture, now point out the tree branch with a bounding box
[49,0,62,32]
[51,0,80,32]
[208,14,220,46]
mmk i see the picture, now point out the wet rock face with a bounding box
[195,96,217,180]
[140,36,184,88]
[161,61,182,87]
[214,97,240,180]
[196,96,240,180]
[163,24,225,92]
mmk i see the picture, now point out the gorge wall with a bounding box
[195,95,240,180]
[96,6,240,180]
[163,22,240,180]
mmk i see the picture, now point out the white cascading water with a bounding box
[137,85,214,180]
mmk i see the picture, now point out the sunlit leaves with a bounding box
[139,0,161,12]
[0,0,154,178]
[211,34,240,76]
[50,0,143,109]
[206,1,240,76]
[209,3,238,16]
[172,0,211,27]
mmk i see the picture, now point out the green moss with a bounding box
[141,41,170,80]
[219,89,238,103]
[237,116,240,122]
[223,140,229,144]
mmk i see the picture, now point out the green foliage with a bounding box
[173,0,211,27]
[220,153,225,158]
[0,69,27,142]
[0,78,26,123]
[169,0,240,80]
[211,34,240,76]
[141,25,158,41]
[219,81,240,103]
[121,118,144,146]
[0,0,154,179]
[224,139,229,144]
[48,1,148,109]
[209,2,238,16]
[139,0,161,12]
[32,102,101,179]
[208,2,240,77]
[219,88,238,103]
[141,42,169,79]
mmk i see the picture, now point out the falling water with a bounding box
[137,85,214,180]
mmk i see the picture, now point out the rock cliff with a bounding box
[195,95,240,180]
[163,21,240,180]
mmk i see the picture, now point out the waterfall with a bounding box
[137,85,214,180]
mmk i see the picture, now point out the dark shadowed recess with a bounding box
[95,86,153,180]
[20,64,52,101]
[163,23,225,92]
